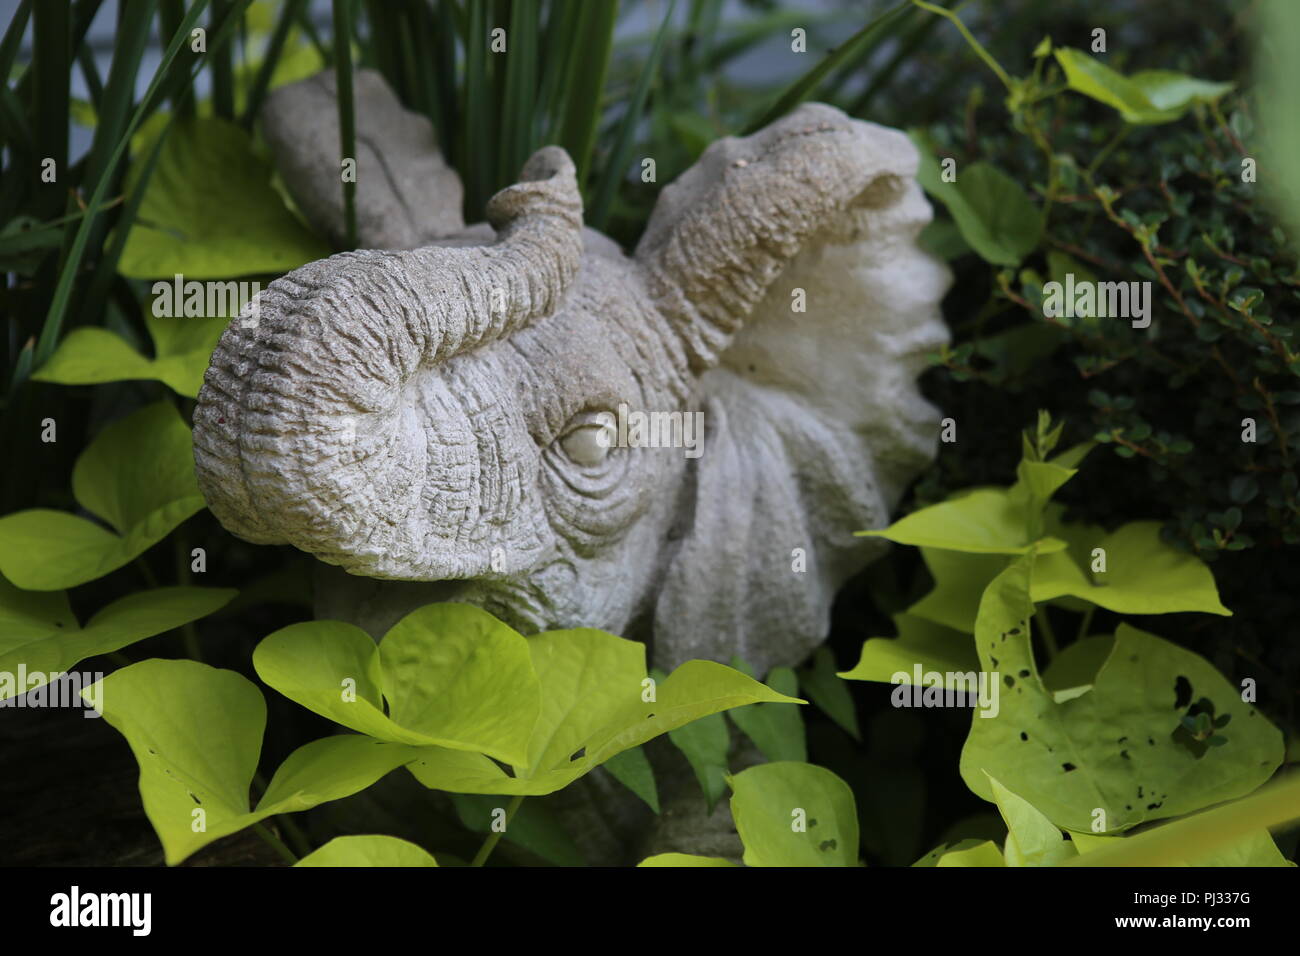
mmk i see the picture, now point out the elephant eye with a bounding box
[559,413,617,467]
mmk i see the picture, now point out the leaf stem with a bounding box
[470,794,525,867]
[1034,606,1059,661]
[252,822,299,865]
[1076,605,1096,643]
[910,0,1012,92]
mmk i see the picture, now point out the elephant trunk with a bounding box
[193,147,582,579]
[634,103,918,372]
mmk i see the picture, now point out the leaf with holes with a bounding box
[407,630,799,796]
[728,762,859,867]
[960,556,1283,833]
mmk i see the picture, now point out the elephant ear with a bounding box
[646,104,951,673]
[261,69,464,249]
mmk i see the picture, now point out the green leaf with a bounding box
[667,711,731,811]
[726,666,806,762]
[0,577,235,700]
[1065,774,1300,867]
[88,659,417,864]
[254,605,541,763]
[858,488,1066,555]
[839,612,979,684]
[799,647,861,741]
[960,557,1283,833]
[408,644,799,797]
[986,773,1076,866]
[907,547,1009,633]
[118,115,329,278]
[295,835,438,867]
[911,133,1041,266]
[35,311,231,398]
[637,852,738,867]
[933,839,1006,867]
[1054,48,1232,125]
[0,402,207,589]
[602,746,660,813]
[728,762,859,867]
[1033,519,1231,616]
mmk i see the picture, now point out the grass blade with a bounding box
[497,0,538,186]
[33,0,212,371]
[588,0,678,231]
[740,0,910,135]
[332,0,357,249]
[552,0,618,188]
[240,0,308,128]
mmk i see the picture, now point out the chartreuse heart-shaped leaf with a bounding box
[86,659,419,865]
[254,604,541,764]
[839,612,978,685]
[637,853,738,867]
[899,508,1228,634]
[1033,519,1231,616]
[407,625,800,796]
[118,115,329,278]
[986,774,1076,866]
[295,835,438,867]
[912,838,1004,867]
[858,488,1067,555]
[1055,48,1232,125]
[35,311,232,398]
[0,402,207,590]
[0,574,234,700]
[728,762,859,867]
[960,555,1283,834]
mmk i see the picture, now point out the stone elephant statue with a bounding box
[192,70,950,863]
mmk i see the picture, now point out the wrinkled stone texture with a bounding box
[261,69,464,249]
[193,73,950,864]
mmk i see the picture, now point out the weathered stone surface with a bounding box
[193,75,950,864]
[261,68,464,249]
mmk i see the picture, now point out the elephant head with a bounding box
[193,71,950,675]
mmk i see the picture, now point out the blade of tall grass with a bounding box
[32,0,72,217]
[428,0,459,161]
[0,0,31,83]
[210,0,236,119]
[332,0,357,250]
[76,38,105,107]
[551,0,617,188]
[497,0,538,186]
[847,0,949,116]
[461,0,492,217]
[740,1,910,135]
[157,0,195,118]
[240,0,308,129]
[32,0,212,373]
[588,0,678,232]
[536,0,578,136]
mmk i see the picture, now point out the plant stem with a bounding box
[174,534,202,662]
[910,0,1012,92]
[470,794,525,867]
[252,822,299,865]
[1035,606,1059,661]
[1076,605,1095,643]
